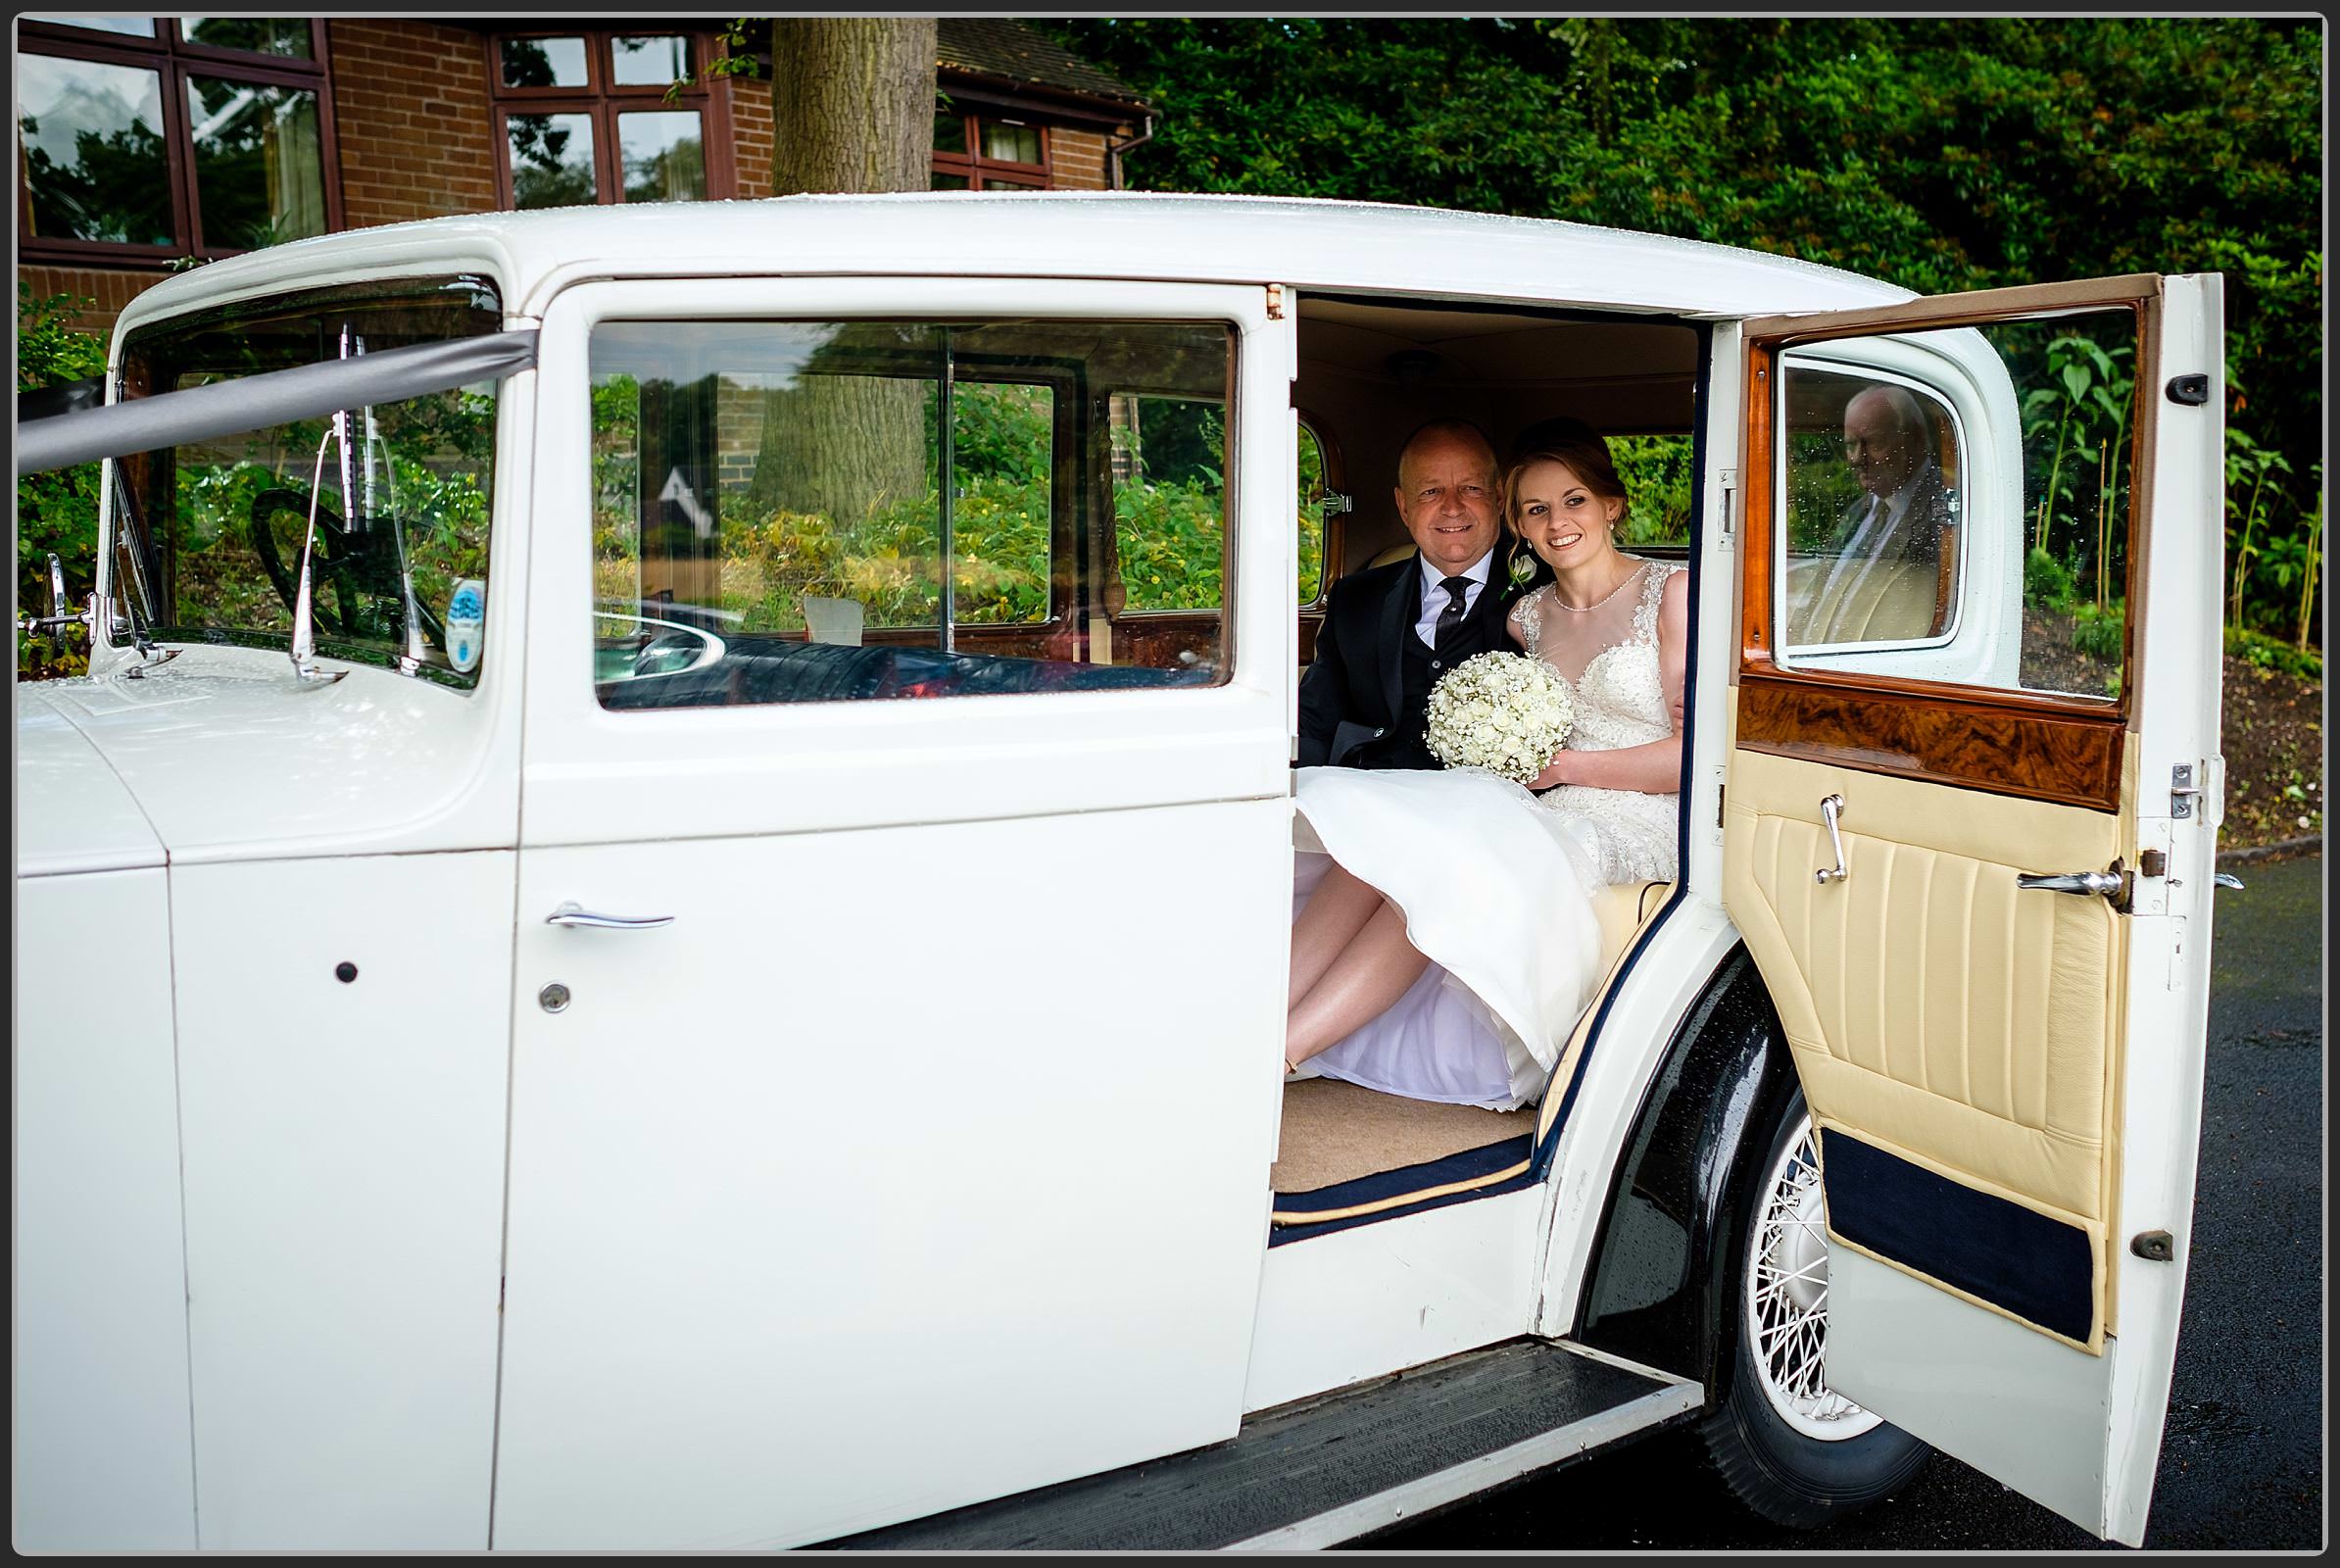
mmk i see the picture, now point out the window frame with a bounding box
[486,29,736,210]
[16,17,342,265]
[931,108,1050,191]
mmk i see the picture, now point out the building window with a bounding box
[489,31,729,210]
[16,17,338,262]
[931,105,1048,190]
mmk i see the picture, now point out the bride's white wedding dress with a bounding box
[1291,557,1684,1112]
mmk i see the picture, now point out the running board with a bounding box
[817,1340,1701,1551]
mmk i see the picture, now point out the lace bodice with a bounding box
[1506,557,1684,884]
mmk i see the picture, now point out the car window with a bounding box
[1295,417,1329,605]
[1775,309,2137,703]
[1779,368,1965,653]
[587,318,1234,708]
[109,275,504,688]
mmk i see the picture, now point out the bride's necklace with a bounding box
[1551,557,1640,612]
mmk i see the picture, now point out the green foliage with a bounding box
[1115,477,1225,610]
[2014,327,2132,609]
[2226,624,2321,681]
[1297,421,1328,601]
[1043,15,2321,649]
[2023,546,2076,612]
[1608,434,1696,545]
[2069,599,2124,662]
[17,286,109,678]
[667,17,765,105]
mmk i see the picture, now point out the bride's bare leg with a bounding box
[1285,902,1433,1067]
[1289,860,1384,1008]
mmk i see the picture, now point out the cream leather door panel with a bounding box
[1724,273,2224,1544]
[1726,746,2124,1348]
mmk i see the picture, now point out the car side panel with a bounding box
[171,853,514,1548]
[15,868,198,1549]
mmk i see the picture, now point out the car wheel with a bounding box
[1698,1087,1931,1528]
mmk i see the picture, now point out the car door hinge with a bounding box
[1266,283,1287,320]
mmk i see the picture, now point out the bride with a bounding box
[1286,429,1689,1111]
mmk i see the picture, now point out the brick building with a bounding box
[17,17,1153,332]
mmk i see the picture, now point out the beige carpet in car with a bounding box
[1270,1078,1531,1196]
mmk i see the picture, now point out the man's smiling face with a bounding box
[1394,428,1501,572]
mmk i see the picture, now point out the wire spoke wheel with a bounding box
[1742,1113,1883,1443]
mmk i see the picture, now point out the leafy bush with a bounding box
[17,286,108,678]
[1608,433,1695,546]
[2023,546,2075,612]
[2069,599,2123,662]
[2226,625,2321,682]
[1114,477,1226,610]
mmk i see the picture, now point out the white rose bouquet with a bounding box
[1424,650,1575,786]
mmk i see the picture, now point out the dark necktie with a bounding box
[1437,575,1472,642]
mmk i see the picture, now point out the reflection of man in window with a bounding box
[1804,382,1955,643]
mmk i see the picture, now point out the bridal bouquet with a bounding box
[1424,651,1575,786]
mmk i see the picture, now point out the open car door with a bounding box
[1724,274,2224,1544]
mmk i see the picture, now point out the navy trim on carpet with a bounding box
[1269,1134,1536,1246]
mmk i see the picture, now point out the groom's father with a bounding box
[1297,418,1517,768]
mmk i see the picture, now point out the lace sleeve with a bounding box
[1509,585,1543,657]
[1631,562,1681,645]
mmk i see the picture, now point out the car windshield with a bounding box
[107,274,504,688]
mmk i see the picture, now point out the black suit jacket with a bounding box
[1296,552,1518,768]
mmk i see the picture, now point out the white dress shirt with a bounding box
[1412,549,1495,646]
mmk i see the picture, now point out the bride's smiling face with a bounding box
[1512,459,1625,572]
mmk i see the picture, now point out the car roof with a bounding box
[113,191,1914,342]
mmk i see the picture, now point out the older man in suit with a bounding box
[1803,381,1956,643]
[1296,418,1520,769]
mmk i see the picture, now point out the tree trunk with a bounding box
[750,19,937,544]
[770,18,937,196]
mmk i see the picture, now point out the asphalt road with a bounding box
[1376,851,2324,1552]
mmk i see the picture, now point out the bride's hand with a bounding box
[1528,752,1576,792]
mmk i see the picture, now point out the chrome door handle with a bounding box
[2214,871,2245,891]
[2016,870,2124,897]
[546,902,674,930]
[1814,793,1849,885]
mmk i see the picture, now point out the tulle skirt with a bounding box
[1290,765,1609,1111]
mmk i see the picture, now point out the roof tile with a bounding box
[936,18,1147,108]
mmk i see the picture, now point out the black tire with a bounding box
[1698,1084,1932,1528]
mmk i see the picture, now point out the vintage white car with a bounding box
[16,192,2228,1551]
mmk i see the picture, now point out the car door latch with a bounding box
[2165,373,2211,406]
[2129,1230,2175,1262]
[2170,761,2203,818]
